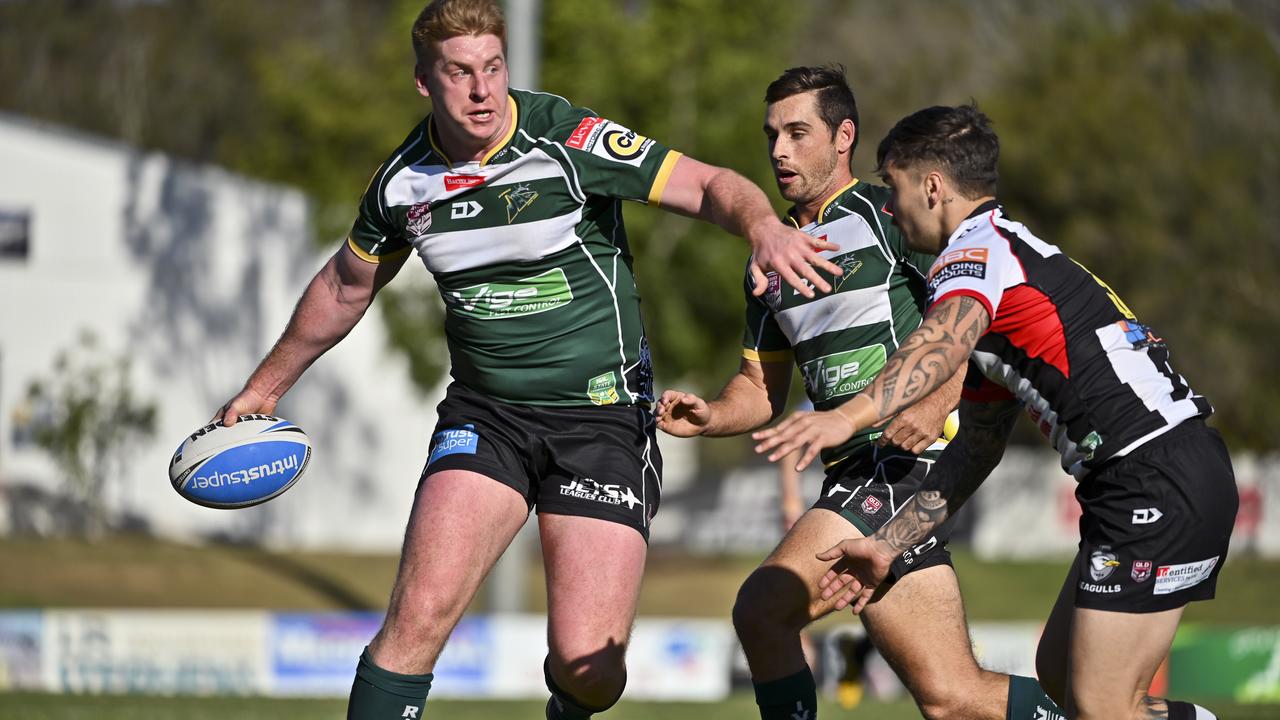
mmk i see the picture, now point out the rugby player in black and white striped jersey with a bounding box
[757,103,1233,720]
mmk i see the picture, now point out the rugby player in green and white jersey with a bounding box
[215,2,846,719]
[658,67,1064,720]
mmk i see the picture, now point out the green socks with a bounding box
[753,668,818,720]
[347,647,434,720]
[1006,675,1065,720]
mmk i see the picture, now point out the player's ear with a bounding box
[925,171,945,209]
[836,118,855,156]
[414,62,431,99]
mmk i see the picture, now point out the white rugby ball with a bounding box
[169,415,312,509]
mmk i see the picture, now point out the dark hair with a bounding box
[764,65,860,155]
[875,103,999,199]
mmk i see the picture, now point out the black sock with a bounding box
[752,667,817,720]
[346,646,433,720]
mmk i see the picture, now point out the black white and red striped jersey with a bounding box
[926,201,1212,479]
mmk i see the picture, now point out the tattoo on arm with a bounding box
[870,296,990,420]
[871,398,1020,556]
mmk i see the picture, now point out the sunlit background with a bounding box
[0,1,1278,718]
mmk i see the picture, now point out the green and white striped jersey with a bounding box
[743,180,937,467]
[349,89,680,407]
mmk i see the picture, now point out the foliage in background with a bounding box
[22,332,158,535]
[0,1,1277,449]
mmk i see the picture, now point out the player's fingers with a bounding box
[803,250,843,278]
[796,442,820,472]
[910,436,934,455]
[850,587,874,615]
[794,261,833,295]
[809,237,840,253]
[816,544,847,563]
[776,266,815,299]
[748,263,768,297]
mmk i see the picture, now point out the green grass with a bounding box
[1,692,1277,720]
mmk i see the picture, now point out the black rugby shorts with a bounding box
[1074,419,1237,613]
[421,382,662,540]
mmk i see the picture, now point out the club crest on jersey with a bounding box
[1131,560,1152,583]
[861,495,883,514]
[833,255,864,291]
[764,272,783,311]
[405,201,432,236]
[1089,547,1120,582]
[501,183,539,224]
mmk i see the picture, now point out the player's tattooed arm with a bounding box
[834,294,990,432]
[870,397,1021,557]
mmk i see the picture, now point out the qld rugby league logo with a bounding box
[764,272,783,311]
[406,201,432,236]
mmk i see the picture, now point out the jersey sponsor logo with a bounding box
[450,200,483,220]
[587,371,619,406]
[1078,581,1122,594]
[861,494,882,514]
[444,267,574,320]
[1131,507,1163,525]
[427,425,479,466]
[1035,707,1065,720]
[560,476,642,509]
[1088,547,1121,581]
[569,118,655,167]
[565,116,607,149]
[800,345,888,401]
[499,183,539,223]
[405,201,432,236]
[402,705,420,718]
[1153,556,1218,596]
[444,175,485,191]
[926,247,988,290]
[1131,560,1153,583]
[1116,320,1164,349]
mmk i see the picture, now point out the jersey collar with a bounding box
[427,94,519,167]
[785,178,859,227]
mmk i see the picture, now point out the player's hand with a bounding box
[752,410,857,471]
[747,222,842,299]
[656,390,712,438]
[877,399,951,455]
[816,538,895,615]
[213,386,278,427]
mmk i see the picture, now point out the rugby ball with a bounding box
[169,415,312,509]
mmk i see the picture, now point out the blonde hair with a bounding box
[412,0,507,62]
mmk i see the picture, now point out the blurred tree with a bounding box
[24,331,158,538]
[2,0,1277,449]
[985,2,1280,449]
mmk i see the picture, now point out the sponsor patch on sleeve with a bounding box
[427,425,479,466]
[926,247,988,291]
[566,117,654,167]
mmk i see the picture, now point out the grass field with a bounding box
[2,692,1277,720]
[3,534,1278,624]
[1,535,1278,719]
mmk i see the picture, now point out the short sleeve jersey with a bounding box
[928,202,1213,479]
[743,181,936,467]
[348,89,682,407]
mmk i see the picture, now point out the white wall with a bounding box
[0,114,443,551]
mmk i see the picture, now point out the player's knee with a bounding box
[732,567,808,642]
[545,654,627,712]
[912,678,979,720]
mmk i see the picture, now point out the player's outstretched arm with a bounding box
[816,396,1021,613]
[218,244,408,425]
[753,294,990,470]
[876,362,966,455]
[654,155,842,299]
[657,358,791,438]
